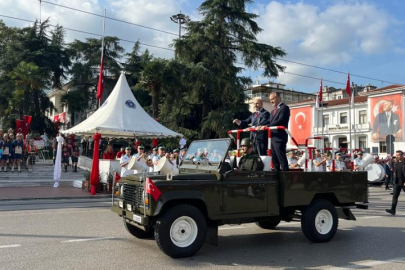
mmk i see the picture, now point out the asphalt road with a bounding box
[0,187,404,270]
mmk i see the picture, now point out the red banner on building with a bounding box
[289,106,313,145]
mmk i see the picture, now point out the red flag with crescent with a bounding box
[289,106,312,145]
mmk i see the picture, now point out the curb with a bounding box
[0,194,111,202]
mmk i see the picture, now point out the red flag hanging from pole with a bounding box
[346,73,351,96]
[318,79,323,102]
[16,120,23,134]
[96,46,104,102]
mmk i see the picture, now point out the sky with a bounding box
[1,0,404,93]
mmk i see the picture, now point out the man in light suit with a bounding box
[233,98,270,155]
[372,100,402,154]
[257,92,290,171]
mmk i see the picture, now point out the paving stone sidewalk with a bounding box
[0,186,111,201]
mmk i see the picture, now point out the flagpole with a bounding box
[99,9,106,108]
[352,84,356,149]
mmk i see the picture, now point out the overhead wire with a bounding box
[3,1,404,87]
[38,0,403,86]
[0,14,175,51]
[41,0,178,36]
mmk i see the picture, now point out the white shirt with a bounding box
[152,155,162,172]
[335,159,346,171]
[325,159,332,171]
[120,154,132,177]
[312,157,324,172]
[353,157,363,171]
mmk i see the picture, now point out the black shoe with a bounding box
[386,209,396,215]
[390,192,394,195]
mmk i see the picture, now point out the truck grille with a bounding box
[123,184,144,208]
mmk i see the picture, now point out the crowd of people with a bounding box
[0,128,37,173]
[118,144,188,177]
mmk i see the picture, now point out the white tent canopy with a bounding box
[62,72,183,139]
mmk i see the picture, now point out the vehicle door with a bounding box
[222,170,270,214]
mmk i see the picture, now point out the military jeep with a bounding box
[111,138,368,258]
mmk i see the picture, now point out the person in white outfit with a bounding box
[313,149,326,172]
[119,147,133,177]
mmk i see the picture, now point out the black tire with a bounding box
[123,218,154,239]
[154,204,207,258]
[301,199,338,243]
[256,217,281,230]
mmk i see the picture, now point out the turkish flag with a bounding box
[146,178,161,201]
[22,115,32,137]
[346,74,351,96]
[96,48,105,102]
[90,133,102,195]
[115,172,121,184]
[289,106,312,145]
[16,119,23,134]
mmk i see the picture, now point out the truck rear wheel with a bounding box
[123,218,154,239]
[256,217,281,230]
[154,204,207,258]
[301,199,338,243]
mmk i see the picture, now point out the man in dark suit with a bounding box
[257,92,290,171]
[233,98,270,155]
[372,100,402,154]
[386,150,405,215]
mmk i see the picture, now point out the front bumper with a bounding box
[111,202,149,226]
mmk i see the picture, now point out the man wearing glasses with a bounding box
[233,98,270,155]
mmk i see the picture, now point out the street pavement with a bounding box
[0,186,404,270]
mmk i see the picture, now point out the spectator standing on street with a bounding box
[71,141,80,172]
[103,144,115,160]
[61,146,70,172]
[12,133,24,173]
[386,150,405,215]
[116,147,125,160]
[383,158,392,190]
[26,139,37,173]
[0,134,12,172]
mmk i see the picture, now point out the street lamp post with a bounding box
[170,11,190,39]
[170,11,190,58]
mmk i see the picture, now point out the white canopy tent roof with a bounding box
[62,72,183,139]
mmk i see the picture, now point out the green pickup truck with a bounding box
[111,138,368,258]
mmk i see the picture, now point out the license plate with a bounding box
[133,214,142,224]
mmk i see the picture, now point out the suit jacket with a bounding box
[240,108,270,143]
[393,161,405,185]
[372,112,401,135]
[266,103,290,142]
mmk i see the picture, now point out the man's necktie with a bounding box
[273,107,277,115]
[254,112,258,118]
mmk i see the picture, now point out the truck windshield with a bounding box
[183,139,230,163]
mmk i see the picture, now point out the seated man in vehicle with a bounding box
[238,138,264,171]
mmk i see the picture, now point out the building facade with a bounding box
[288,84,405,157]
[244,82,316,112]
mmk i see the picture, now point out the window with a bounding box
[323,115,329,127]
[359,110,367,124]
[340,112,347,124]
[359,136,367,149]
[379,141,387,153]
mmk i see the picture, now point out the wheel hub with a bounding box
[315,209,333,235]
[170,216,198,247]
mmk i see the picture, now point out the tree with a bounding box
[136,58,169,119]
[171,0,286,138]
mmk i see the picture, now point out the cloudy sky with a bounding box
[1,0,404,93]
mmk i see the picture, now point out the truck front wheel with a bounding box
[154,204,207,258]
[301,200,338,243]
[123,218,154,239]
